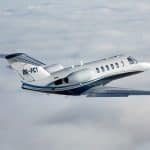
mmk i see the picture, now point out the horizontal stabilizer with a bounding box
[0,53,45,66]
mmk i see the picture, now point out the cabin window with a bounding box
[115,62,119,68]
[121,60,125,67]
[110,64,115,69]
[96,68,100,73]
[101,66,105,72]
[64,78,69,83]
[54,79,63,85]
[106,65,110,71]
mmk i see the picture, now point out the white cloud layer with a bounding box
[0,0,150,150]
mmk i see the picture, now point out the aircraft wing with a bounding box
[84,86,150,97]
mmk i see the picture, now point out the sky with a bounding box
[0,0,150,150]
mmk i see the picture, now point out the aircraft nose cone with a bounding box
[140,62,150,70]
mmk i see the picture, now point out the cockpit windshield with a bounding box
[127,56,138,64]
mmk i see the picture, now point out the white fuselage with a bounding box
[22,55,150,95]
[2,53,150,96]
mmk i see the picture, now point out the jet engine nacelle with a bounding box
[68,68,95,84]
[45,64,64,73]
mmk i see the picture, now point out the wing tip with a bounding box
[5,53,24,59]
[0,54,7,58]
[0,53,25,59]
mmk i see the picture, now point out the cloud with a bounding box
[1,0,150,150]
[39,102,121,126]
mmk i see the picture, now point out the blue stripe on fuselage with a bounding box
[22,71,143,95]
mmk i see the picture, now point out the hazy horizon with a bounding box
[0,0,150,150]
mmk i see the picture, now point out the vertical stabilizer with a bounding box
[1,53,50,82]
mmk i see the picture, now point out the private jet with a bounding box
[1,53,150,97]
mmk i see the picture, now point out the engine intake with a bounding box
[68,68,95,84]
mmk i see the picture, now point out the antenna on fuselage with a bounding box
[80,60,84,66]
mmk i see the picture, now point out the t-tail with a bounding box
[0,53,50,83]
